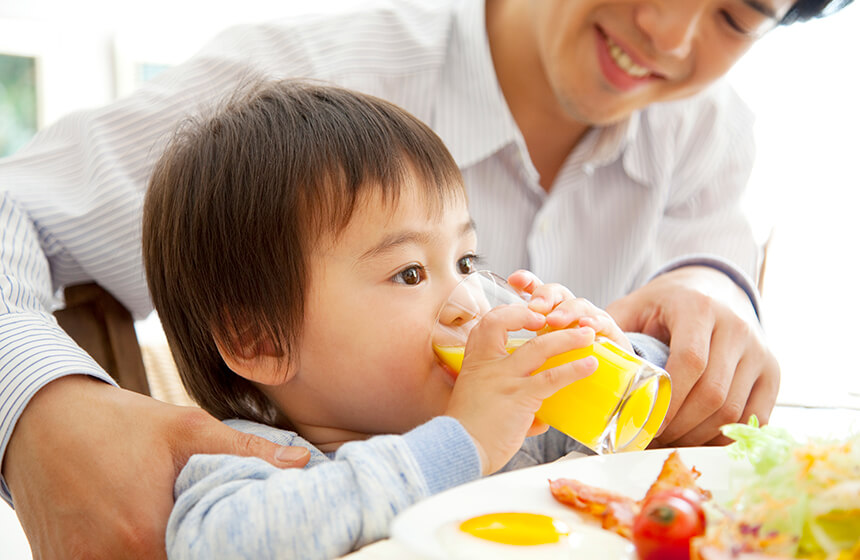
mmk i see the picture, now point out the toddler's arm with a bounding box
[167,417,480,560]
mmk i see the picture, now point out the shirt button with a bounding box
[583,163,595,176]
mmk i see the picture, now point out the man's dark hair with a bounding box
[783,0,853,24]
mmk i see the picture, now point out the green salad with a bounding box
[714,417,860,559]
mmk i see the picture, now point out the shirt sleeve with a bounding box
[0,192,116,507]
[166,416,481,560]
[634,82,762,314]
[648,254,761,319]
[627,332,669,369]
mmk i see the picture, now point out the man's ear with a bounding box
[214,331,295,386]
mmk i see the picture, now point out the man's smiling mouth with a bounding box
[605,34,651,78]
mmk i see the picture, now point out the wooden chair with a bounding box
[54,283,151,396]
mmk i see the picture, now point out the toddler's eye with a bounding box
[394,265,425,286]
[457,255,478,275]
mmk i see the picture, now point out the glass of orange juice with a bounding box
[433,271,671,454]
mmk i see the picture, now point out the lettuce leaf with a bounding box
[719,416,860,558]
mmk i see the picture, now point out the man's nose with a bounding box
[635,2,702,58]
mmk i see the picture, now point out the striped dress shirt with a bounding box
[0,0,760,505]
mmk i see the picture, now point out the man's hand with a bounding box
[606,266,780,447]
[2,375,310,559]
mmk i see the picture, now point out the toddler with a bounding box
[142,79,668,559]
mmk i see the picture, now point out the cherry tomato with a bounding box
[633,489,706,560]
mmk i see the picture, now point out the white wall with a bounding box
[729,5,860,406]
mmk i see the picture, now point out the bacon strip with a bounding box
[643,450,712,503]
[548,477,639,538]
[549,451,710,539]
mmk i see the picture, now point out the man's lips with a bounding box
[594,26,665,90]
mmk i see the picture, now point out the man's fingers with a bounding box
[666,354,754,446]
[169,407,310,471]
[700,358,780,446]
[660,327,736,442]
[605,295,637,332]
[658,313,715,434]
[226,428,311,468]
[660,317,756,444]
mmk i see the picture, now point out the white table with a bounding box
[1,405,858,560]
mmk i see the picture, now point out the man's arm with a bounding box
[608,84,779,447]
[4,376,311,559]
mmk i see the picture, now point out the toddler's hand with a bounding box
[444,304,598,475]
[508,269,634,354]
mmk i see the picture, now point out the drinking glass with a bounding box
[433,271,671,453]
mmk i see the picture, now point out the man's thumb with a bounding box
[227,428,311,468]
[175,412,311,469]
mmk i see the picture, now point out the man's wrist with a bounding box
[650,255,761,320]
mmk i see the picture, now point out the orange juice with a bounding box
[434,337,671,453]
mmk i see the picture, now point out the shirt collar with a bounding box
[587,115,639,169]
[585,112,654,187]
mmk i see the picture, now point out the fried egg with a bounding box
[436,511,635,559]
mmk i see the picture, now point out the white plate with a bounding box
[390,447,731,560]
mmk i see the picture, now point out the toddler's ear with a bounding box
[214,333,295,386]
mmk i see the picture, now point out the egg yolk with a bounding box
[459,512,570,546]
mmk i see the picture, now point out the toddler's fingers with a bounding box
[526,419,550,437]
[545,296,600,329]
[530,356,598,400]
[529,283,576,316]
[509,326,596,374]
[506,269,542,296]
[579,314,628,344]
[465,304,546,360]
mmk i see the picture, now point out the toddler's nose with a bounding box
[437,297,480,328]
[434,281,490,347]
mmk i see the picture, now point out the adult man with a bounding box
[0,0,851,557]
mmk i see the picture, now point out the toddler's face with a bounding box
[272,176,478,441]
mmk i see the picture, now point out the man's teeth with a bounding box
[605,36,650,78]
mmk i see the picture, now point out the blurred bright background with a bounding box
[1,1,859,557]
[729,3,860,406]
